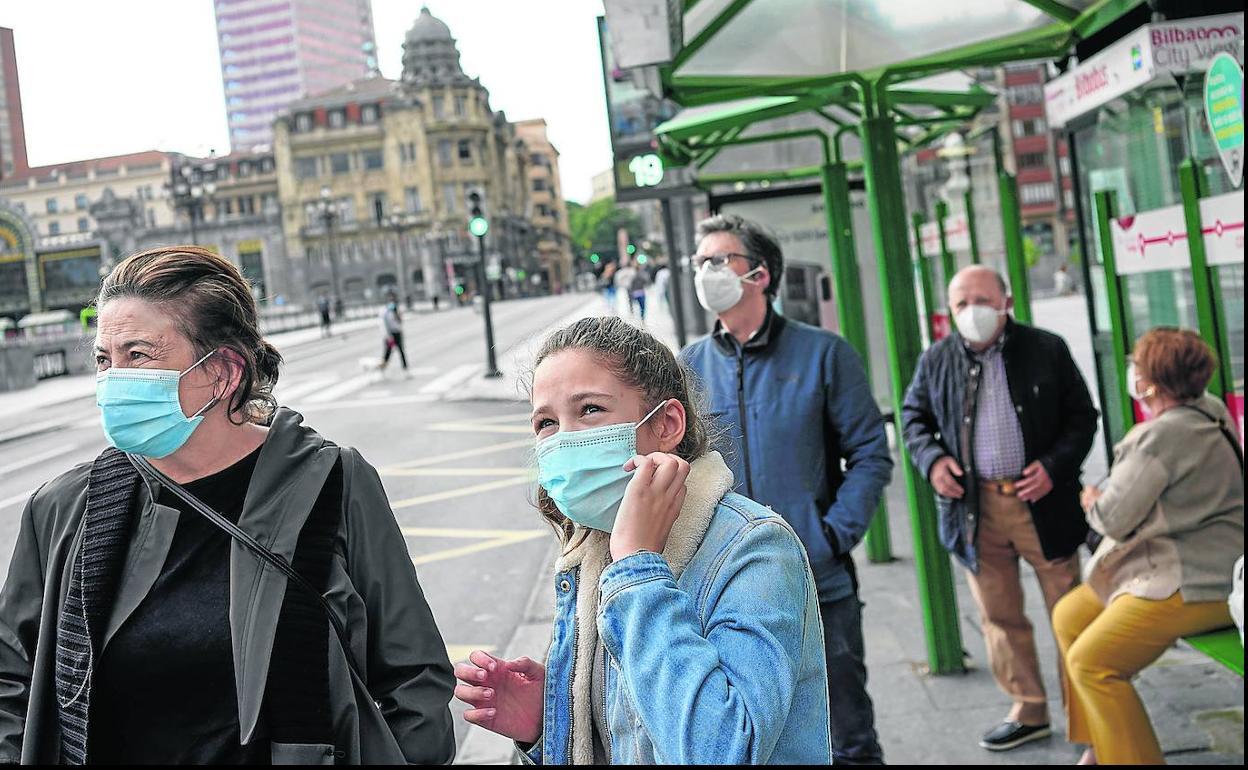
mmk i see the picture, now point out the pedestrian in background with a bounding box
[600,261,618,315]
[1055,328,1243,766]
[653,262,671,310]
[454,317,831,764]
[629,263,650,321]
[680,214,892,765]
[0,246,455,765]
[902,264,1098,752]
[614,259,637,317]
[317,292,333,338]
[378,294,411,378]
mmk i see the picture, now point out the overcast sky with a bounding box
[0,0,611,203]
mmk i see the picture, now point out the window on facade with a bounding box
[295,156,319,179]
[361,104,379,123]
[399,141,418,165]
[1012,118,1046,137]
[329,110,346,128]
[1017,152,1047,169]
[437,140,453,167]
[1064,189,1075,211]
[1059,156,1071,176]
[48,221,60,235]
[442,183,458,213]
[337,196,356,223]
[433,94,445,119]
[405,186,422,213]
[240,196,256,215]
[46,198,58,214]
[361,149,384,171]
[529,153,545,166]
[295,113,313,132]
[330,153,351,175]
[458,140,473,164]
[238,161,252,177]
[532,178,547,192]
[454,94,467,117]
[262,193,278,214]
[261,157,274,173]
[1008,84,1044,104]
[1020,182,1055,204]
[77,218,89,233]
[222,199,234,216]
[74,193,88,210]
[370,192,387,224]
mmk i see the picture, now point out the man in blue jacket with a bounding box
[680,214,893,765]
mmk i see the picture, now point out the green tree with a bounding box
[565,197,643,265]
[1023,235,1041,269]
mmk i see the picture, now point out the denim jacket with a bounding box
[523,452,831,765]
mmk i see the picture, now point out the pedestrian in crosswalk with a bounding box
[378,294,411,378]
[0,246,455,765]
[453,316,832,764]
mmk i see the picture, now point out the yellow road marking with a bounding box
[385,438,533,470]
[445,644,494,663]
[402,526,545,539]
[390,475,533,509]
[406,527,547,567]
[383,467,533,478]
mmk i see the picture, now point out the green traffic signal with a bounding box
[626,244,636,255]
[636,254,648,265]
[468,216,489,237]
[454,284,465,295]
[589,253,600,264]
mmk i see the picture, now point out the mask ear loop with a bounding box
[182,349,223,419]
[739,265,765,285]
[635,398,670,434]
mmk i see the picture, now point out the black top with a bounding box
[89,447,271,765]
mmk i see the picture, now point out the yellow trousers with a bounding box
[1052,584,1233,765]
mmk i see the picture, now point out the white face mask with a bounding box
[694,263,762,314]
[954,304,1005,344]
[1126,363,1158,417]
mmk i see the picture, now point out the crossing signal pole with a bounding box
[467,190,501,378]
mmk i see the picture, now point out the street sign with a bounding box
[1204,52,1245,187]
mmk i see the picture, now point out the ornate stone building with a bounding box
[273,7,554,305]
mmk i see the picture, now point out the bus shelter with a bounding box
[609,0,1149,674]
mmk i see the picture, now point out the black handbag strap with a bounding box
[1178,403,1244,471]
[129,454,367,684]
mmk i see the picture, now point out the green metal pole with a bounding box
[912,212,939,344]
[1093,190,1135,432]
[821,162,893,563]
[860,89,963,675]
[998,170,1033,325]
[1178,159,1227,399]
[935,199,956,288]
[963,189,982,265]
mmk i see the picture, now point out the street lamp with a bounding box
[467,190,501,378]
[386,204,417,307]
[167,152,218,245]
[315,185,342,304]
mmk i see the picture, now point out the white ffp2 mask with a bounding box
[694,263,762,314]
[954,304,1005,344]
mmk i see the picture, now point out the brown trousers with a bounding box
[965,485,1081,726]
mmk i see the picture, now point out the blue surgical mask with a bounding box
[96,350,219,458]
[536,400,668,533]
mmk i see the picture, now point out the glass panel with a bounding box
[678,0,1049,78]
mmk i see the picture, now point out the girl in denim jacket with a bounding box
[454,317,832,764]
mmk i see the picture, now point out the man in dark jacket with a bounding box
[681,214,893,765]
[902,265,1098,753]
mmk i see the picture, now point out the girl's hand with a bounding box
[454,650,545,744]
[610,452,690,562]
[1080,484,1103,513]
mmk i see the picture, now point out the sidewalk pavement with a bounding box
[0,315,381,428]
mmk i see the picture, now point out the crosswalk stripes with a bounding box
[273,374,338,404]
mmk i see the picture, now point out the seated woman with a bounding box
[1054,327,1244,765]
[454,317,832,764]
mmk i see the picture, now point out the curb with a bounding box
[455,539,558,765]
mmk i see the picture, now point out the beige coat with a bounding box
[1086,394,1244,604]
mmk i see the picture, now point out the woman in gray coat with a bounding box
[0,246,455,764]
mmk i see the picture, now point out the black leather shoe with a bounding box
[979,721,1052,751]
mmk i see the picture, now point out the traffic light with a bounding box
[466,189,488,237]
[636,254,648,265]
[626,244,636,255]
[589,253,601,264]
